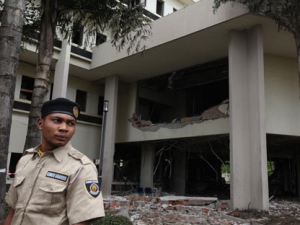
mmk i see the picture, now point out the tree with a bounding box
[22,0,151,149]
[213,0,300,94]
[0,0,25,223]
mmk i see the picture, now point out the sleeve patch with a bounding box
[85,180,100,198]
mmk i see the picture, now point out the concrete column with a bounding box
[101,75,119,197]
[140,142,155,188]
[229,25,269,210]
[173,150,186,195]
[53,40,71,99]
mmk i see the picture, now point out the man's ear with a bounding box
[36,118,43,130]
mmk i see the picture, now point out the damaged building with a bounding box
[6,0,300,211]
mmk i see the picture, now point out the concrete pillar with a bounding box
[140,142,155,188]
[229,25,269,210]
[101,75,119,197]
[53,40,71,99]
[173,150,186,195]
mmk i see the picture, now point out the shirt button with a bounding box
[48,186,53,190]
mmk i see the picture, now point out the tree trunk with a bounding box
[0,0,25,223]
[24,0,58,150]
[294,31,300,102]
[298,42,300,103]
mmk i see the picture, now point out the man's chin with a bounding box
[52,141,68,149]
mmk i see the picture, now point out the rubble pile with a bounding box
[104,196,300,225]
[264,199,300,224]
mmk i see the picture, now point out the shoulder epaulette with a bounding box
[69,149,91,165]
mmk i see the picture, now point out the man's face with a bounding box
[37,113,76,151]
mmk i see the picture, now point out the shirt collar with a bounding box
[52,142,72,162]
[25,142,72,162]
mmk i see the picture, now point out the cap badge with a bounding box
[73,106,79,118]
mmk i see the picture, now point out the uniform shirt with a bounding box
[5,142,105,225]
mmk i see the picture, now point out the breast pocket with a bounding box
[33,179,68,214]
[13,175,26,187]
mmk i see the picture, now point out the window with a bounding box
[72,27,83,46]
[98,96,104,115]
[130,0,140,7]
[9,153,23,178]
[156,0,164,16]
[121,0,141,7]
[20,75,34,101]
[76,90,87,112]
[96,33,107,46]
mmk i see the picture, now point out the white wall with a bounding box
[145,0,158,14]
[67,76,104,115]
[71,122,101,160]
[165,0,186,10]
[9,111,28,154]
[265,54,300,135]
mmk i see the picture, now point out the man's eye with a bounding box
[68,122,75,126]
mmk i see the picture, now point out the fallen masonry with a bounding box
[103,195,262,225]
[103,195,300,225]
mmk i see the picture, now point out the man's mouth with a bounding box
[55,135,68,141]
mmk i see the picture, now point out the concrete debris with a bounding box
[200,99,229,120]
[104,196,300,225]
[128,100,229,132]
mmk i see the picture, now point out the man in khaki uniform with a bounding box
[4,98,105,225]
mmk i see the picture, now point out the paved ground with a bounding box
[104,196,300,225]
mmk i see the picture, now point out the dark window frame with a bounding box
[20,75,35,101]
[76,90,87,112]
[98,95,104,115]
[156,0,164,16]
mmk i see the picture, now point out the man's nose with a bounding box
[59,122,68,131]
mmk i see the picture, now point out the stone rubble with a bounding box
[104,195,253,225]
[103,195,300,225]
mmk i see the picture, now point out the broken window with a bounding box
[136,58,229,126]
[112,144,142,193]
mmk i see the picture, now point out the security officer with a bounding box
[4,98,105,225]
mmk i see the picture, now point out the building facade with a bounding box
[7,0,299,211]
